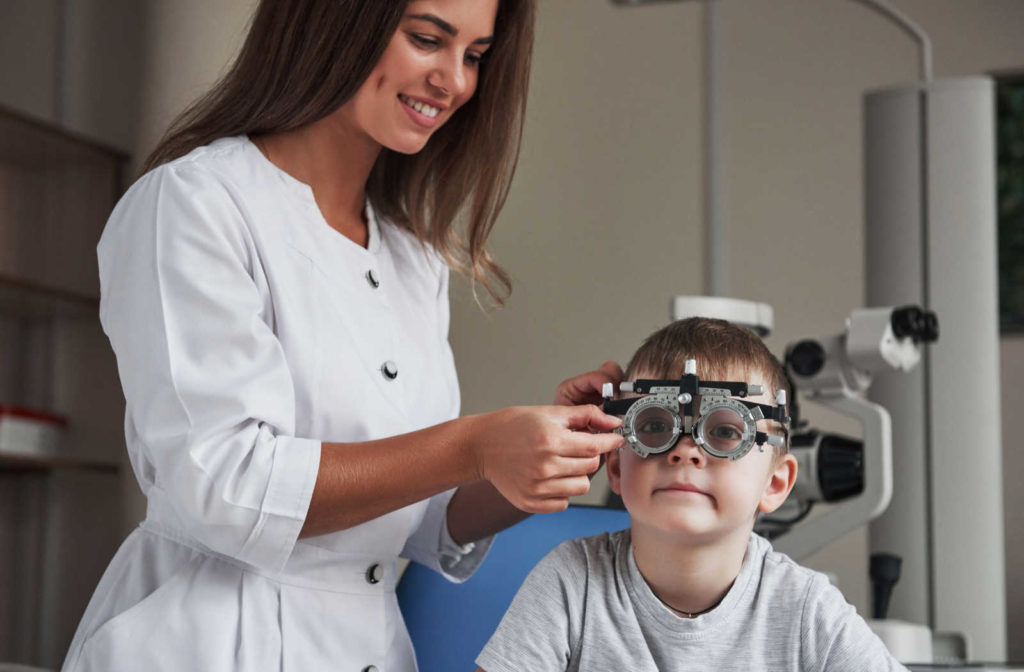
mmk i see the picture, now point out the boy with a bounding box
[476,317,907,671]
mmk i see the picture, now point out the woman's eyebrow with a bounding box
[407,13,494,44]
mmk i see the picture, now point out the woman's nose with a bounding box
[428,57,467,98]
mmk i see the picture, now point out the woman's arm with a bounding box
[300,404,621,538]
[444,362,626,545]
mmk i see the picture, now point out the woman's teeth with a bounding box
[399,94,439,118]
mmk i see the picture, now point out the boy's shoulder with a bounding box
[544,528,631,571]
[752,533,847,615]
[522,528,633,596]
[569,527,631,551]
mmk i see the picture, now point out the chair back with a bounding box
[396,505,630,672]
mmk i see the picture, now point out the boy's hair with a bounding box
[625,317,790,454]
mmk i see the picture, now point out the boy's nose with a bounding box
[668,435,706,467]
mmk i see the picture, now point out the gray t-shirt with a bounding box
[476,530,907,672]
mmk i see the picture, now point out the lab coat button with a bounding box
[381,361,398,380]
[365,269,380,288]
[362,666,379,672]
[366,563,384,584]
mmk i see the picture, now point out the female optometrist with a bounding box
[60,0,625,670]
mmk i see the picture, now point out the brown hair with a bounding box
[625,317,790,452]
[141,0,536,305]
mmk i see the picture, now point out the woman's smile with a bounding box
[398,93,443,128]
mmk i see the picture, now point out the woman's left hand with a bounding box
[553,360,625,407]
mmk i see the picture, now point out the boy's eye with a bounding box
[708,425,742,440]
[639,421,670,434]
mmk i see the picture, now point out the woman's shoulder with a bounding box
[112,136,280,230]
[104,137,269,250]
[139,136,258,191]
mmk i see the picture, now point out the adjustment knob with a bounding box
[787,340,826,378]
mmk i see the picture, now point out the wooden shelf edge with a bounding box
[0,452,119,474]
[0,273,100,319]
[0,103,130,162]
[0,273,99,305]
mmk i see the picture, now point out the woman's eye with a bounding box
[465,51,483,67]
[409,33,439,49]
[639,421,669,434]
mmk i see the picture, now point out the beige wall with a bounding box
[2,0,1022,662]
[449,0,1024,653]
[133,0,257,171]
[0,0,146,151]
[0,1,60,122]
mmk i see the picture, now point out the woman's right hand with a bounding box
[466,405,623,513]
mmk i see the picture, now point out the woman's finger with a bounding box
[531,475,594,499]
[557,404,622,433]
[541,455,602,479]
[598,360,625,381]
[553,361,624,406]
[556,431,624,459]
[520,497,571,514]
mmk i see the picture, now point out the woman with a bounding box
[62,0,623,670]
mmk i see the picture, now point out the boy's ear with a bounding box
[606,448,623,495]
[758,453,798,514]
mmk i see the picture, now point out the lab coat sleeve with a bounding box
[98,162,321,573]
[400,488,495,582]
[399,259,494,581]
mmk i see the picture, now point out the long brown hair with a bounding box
[142,0,536,305]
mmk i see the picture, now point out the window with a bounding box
[998,74,1024,332]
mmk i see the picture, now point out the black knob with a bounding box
[816,433,864,502]
[870,553,902,619]
[890,306,924,340]
[787,340,826,378]
[890,305,940,344]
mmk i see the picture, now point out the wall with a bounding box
[1,0,1021,663]
[449,0,1024,660]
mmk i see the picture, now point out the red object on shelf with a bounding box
[0,404,68,457]
[0,404,68,426]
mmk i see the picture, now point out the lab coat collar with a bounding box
[243,134,383,258]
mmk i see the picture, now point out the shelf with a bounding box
[0,105,129,170]
[0,451,118,474]
[0,273,99,319]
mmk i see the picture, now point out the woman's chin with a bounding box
[383,132,433,156]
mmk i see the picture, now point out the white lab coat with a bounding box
[61,137,491,672]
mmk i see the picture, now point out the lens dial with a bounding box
[694,396,758,460]
[622,395,681,458]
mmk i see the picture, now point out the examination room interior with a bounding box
[0,0,1022,669]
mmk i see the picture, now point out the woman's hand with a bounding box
[466,404,623,514]
[553,360,625,406]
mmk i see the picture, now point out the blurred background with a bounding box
[0,0,1021,667]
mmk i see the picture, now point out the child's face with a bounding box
[606,365,798,543]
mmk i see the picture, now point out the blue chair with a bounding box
[397,504,630,672]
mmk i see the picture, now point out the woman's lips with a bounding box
[398,93,441,129]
